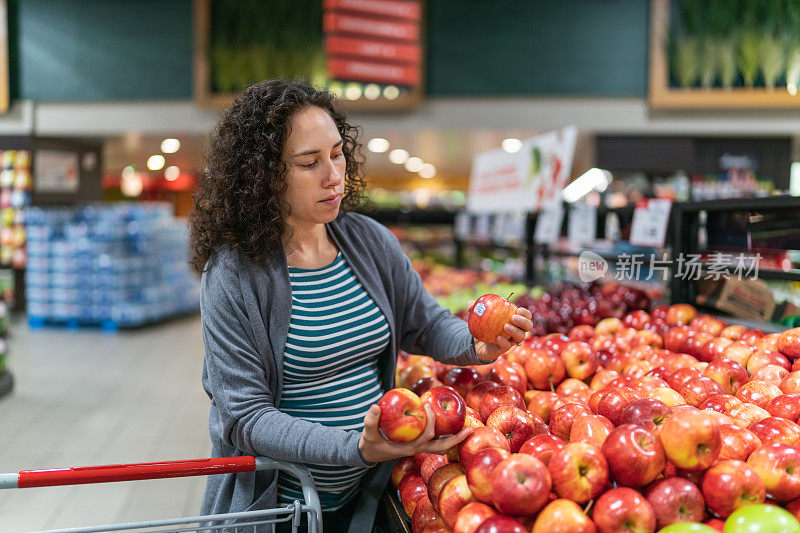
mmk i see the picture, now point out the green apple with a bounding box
[658,524,717,533]
[724,504,800,533]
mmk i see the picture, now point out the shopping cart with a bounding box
[0,456,322,533]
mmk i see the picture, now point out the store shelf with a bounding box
[459,240,526,252]
[0,371,13,401]
[679,196,800,213]
[696,264,800,283]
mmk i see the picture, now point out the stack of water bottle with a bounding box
[24,203,200,330]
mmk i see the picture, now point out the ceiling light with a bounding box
[418,163,437,179]
[364,84,381,100]
[164,166,180,181]
[121,173,143,197]
[563,168,613,203]
[161,138,180,154]
[404,157,424,173]
[147,155,165,171]
[389,149,409,164]
[502,138,523,153]
[383,85,400,100]
[367,138,390,153]
[345,84,362,100]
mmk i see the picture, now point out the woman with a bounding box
[190,79,533,533]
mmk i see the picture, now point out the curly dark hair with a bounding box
[189,79,366,272]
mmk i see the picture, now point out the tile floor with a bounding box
[0,314,212,532]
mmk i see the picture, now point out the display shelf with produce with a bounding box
[670,196,800,329]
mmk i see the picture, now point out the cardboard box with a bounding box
[696,276,775,322]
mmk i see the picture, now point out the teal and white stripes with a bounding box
[277,253,389,511]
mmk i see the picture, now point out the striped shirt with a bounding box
[277,252,389,511]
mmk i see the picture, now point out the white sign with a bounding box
[534,201,564,245]
[35,150,79,193]
[467,126,578,213]
[568,203,597,247]
[630,199,673,248]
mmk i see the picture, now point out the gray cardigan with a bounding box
[199,212,483,532]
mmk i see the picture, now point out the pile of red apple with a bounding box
[505,281,652,336]
[387,303,800,533]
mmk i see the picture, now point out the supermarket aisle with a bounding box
[0,315,212,532]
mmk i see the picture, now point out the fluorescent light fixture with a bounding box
[367,138,390,153]
[418,163,437,179]
[161,138,180,154]
[404,156,424,173]
[164,166,180,181]
[562,168,613,203]
[389,149,409,164]
[502,138,523,153]
[147,155,165,171]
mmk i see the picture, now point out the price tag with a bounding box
[629,199,672,248]
[534,202,564,245]
[568,203,597,247]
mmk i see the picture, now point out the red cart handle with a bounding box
[15,456,256,488]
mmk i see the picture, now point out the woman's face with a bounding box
[282,106,346,228]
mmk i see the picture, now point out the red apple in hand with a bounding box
[592,487,657,533]
[531,499,597,533]
[645,477,705,528]
[458,426,510,466]
[486,405,537,452]
[747,443,800,501]
[478,385,525,422]
[602,424,665,487]
[659,408,721,471]
[465,446,511,504]
[453,502,498,533]
[717,423,762,462]
[399,473,429,517]
[619,398,672,434]
[490,453,551,516]
[548,442,609,504]
[469,294,518,344]
[443,367,484,398]
[420,386,467,437]
[701,460,765,518]
[520,434,566,466]
[378,388,427,442]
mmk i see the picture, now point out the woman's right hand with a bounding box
[358,404,473,464]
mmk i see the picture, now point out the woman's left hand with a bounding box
[467,301,533,362]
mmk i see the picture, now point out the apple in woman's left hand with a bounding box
[466,300,533,362]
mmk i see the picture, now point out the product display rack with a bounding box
[669,196,800,306]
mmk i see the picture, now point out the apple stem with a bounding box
[549,381,555,393]
[507,292,515,300]
[584,499,594,515]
